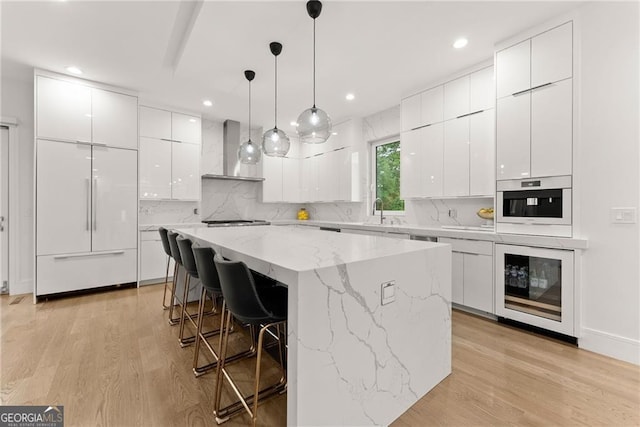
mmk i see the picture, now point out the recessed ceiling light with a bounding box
[453,38,468,49]
[290,121,298,127]
[203,100,213,107]
[189,118,196,123]
[66,66,82,75]
[345,93,355,101]
[332,132,338,135]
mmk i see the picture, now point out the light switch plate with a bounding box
[611,207,637,224]
[381,281,396,305]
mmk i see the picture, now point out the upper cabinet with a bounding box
[91,89,138,149]
[496,22,573,180]
[139,105,201,201]
[36,75,137,149]
[401,65,494,198]
[497,22,572,99]
[401,86,443,132]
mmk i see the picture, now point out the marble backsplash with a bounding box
[139,200,201,225]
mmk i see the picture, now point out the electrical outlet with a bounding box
[611,207,637,224]
[448,209,457,219]
[381,281,396,305]
[193,208,199,215]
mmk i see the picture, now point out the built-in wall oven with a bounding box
[497,175,572,237]
[495,244,575,337]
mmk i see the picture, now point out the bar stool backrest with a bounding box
[193,247,222,294]
[167,231,183,265]
[158,227,172,258]
[213,254,274,325]
[177,237,198,278]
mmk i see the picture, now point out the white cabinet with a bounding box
[36,140,92,256]
[139,105,201,200]
[469,67,495,112]
[401,94,422,132]
[469,110,495,196]
[400,123,443,198]
[262,155,283,202]
[36,76,138,149]
[496,22,573,180]
[444,118,470,196]
[531,23,573,88]
[496,40,531,98]
[139,230,174,282]
[444,76,470,120]
[139,106,171,139]
[400,129,423,199]
[401,86,444,131]
[36,76,92,143]
[91,89,138,149]
[91,146,138,251]
[139,137,171,199]
[35,140,138,295]
[282,156,301,203]
[496,94,530,179]
[530,79,572,178]
[172,142,201,200]
[172,113,202,144]
[440,237,493,313]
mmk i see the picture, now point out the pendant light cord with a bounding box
[274,54,278,128]
[313,18,316,108]
[248,80,252,141]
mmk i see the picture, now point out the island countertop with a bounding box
[176,224,445,273]
[175,224,452,426]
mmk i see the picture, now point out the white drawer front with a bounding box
[37,249,137,296]
[439,238,493,255]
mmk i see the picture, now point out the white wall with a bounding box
[0,61,34,295]
[576,1,640,364]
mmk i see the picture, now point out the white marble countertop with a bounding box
[272,220,589,250]
[176,225,444,274]
[139,222,206,231]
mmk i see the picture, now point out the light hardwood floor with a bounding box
[1,284,639,426]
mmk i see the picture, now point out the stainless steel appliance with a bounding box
[497,175,572,237]
[202,219,270,227]
[495,244,575,336]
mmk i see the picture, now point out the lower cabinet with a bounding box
[139,230,173,283]
[440,237,494,313]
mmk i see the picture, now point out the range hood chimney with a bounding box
[202,119,264,182]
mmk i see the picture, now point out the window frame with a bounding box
[370,136,404,216]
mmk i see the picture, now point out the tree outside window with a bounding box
[374,140,404,211]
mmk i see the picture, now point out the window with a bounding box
[372,139,404,213]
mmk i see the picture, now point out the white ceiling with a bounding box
[1,1,583,133]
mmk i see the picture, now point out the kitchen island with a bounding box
[177,225,451,426]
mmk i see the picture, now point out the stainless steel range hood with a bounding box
[201,119,265,182]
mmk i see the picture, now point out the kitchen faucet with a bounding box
[372,197,385,224]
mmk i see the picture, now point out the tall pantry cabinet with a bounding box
[35,71,138,296]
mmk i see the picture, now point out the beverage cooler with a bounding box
[495,244,575,336]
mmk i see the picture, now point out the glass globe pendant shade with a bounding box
[238,138,261,164]
[297,106,332,144]
[262,127,290,157]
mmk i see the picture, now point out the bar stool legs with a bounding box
[213,309,287,425]
[161,255,171,310]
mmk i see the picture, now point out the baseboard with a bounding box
[580,327,640,365]
[10,279,34,296]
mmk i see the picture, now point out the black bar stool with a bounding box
[192,247,257,377]
[213,254,287,426]
[158,227,174,310]
[166,231,183,326]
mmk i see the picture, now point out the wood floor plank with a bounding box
[2,286,638,426]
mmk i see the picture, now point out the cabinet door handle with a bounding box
[76,140,92,145]
[456,110,484,119]
[160,138,173,142]
[93,178,98,231]
[54,250,125,260]
[86,178,91,231]
[512,82,553,97]
[410,123,432,131]
[92,142,107,147]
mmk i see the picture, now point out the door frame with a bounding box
[1,117,20,295]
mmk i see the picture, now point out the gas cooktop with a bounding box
[201,219,270,227]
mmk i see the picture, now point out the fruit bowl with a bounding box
[477,208,494,220]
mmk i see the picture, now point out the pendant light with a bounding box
[262,42,290,157]
[297,0,332,144]
[238,70,261,165]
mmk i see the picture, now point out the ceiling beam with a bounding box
[163,0,204,73]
